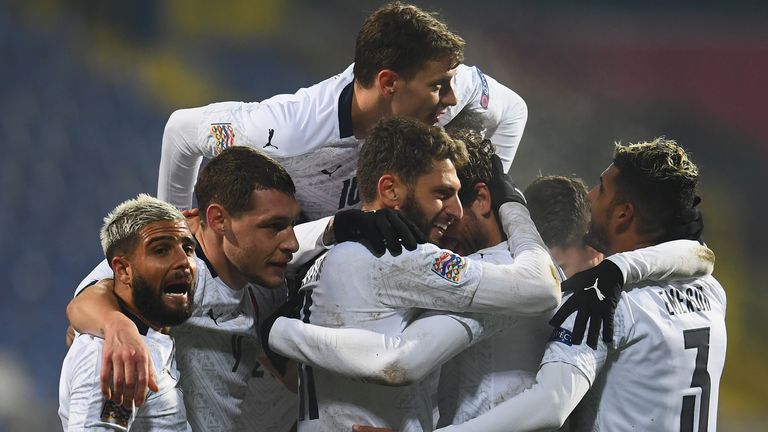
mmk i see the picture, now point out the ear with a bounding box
[205,204,227,235]
[472,182,493,216]
[376,69,399,97]
[111,256,132,285]
[612,201,635,235]
[377,173,405,208]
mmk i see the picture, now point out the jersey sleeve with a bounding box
[157,98,318,209]
[75,259,114,297]
[608,239,715,285]
[289,216,333,273]
[466,202,562,314]
[64,337,135,431]
[434,362,590,432]
[371,202,560,315]
[540,290,633,384]
[269,313,473,386]
[442,65,528,171]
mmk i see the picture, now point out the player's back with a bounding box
[436,243,553,426]
[298,242,431,432]
[569,275,727,431]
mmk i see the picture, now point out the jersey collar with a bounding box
[338,81,354,139]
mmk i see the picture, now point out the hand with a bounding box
[549,260,624,349]
[182,208,200,236]
[487,154,526,213]
[352,425,397,432]
[259,295,304,376]
[333,208,427,257]
[101,313,159,408]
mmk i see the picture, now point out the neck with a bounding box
[351,81,387,139]
[196,227,247,290]
[113,284,163,331]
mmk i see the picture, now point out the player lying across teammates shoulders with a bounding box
[157,1,528,221]
[262,122,716,431]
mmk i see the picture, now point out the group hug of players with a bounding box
[58,2,726,431]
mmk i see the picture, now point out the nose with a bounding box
[281,226,300,254]
[172,244,194,272]
[445,194,464,223]
[440,84,457,107]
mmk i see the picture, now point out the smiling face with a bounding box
[126,219,197,327]
[222,188,301,289]
[390,58,458,125]
[398,158,463,244]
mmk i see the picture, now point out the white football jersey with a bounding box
[296,241,487,432]
[59,314,190,431]
[75,252,297,432]
[435,243,553,427]
[158,64,527,218]
[543,275,727,431]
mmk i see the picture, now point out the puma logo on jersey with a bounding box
[585,279,606,301]
[321,165,342,177]
[207,309,224,325]
[264,129,278,149]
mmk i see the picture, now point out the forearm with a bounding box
[469,203,561,315]
[67,281,131,338]
[608,239,714,285]
[157,107,207,209]
[436,362,589,432]
[269,314,471,386]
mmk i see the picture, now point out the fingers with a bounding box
[123,354,137,409]
[602,315,615,345]
[570,309,589,345]
[586,314,602,350]
[111,354,126,406]
[100,351,113,401]
[132,354,154,407]
[548,295,578,328]
[387,212,418,251]
[363,217,386,256]
[376,211,403,256]
[148,364,159,393]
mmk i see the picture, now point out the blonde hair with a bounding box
[100,194,184,260]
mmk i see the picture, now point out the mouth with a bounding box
[431,109,447,124]
[162,278,192,299]
[431,221,450,239]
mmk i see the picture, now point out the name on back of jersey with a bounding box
[656,285,713,316]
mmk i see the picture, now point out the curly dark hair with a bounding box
[358,116,468,203]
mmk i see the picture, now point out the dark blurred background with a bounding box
[1,0,765,430]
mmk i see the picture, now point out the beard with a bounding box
[583,219,611,255]
[399,192,432,241]
[132,274,194,327]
